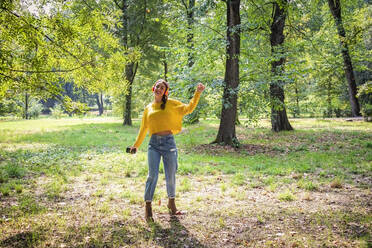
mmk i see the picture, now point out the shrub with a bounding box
[29,100,43,119]
[361,104,372,122]
[50,104,65,119]
[63,97,89,116]
[357,82,372,121]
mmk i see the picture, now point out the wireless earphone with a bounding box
[152,82,169,96]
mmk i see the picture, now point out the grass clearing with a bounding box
[0,117,371,247]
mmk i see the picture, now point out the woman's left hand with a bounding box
[196,83,205,93]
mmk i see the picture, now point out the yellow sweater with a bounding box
[133,91,201,148]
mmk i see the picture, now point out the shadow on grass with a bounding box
[78,217,208,248]
[146,216,208,248]
[0,229,45,248]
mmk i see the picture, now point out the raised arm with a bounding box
[181,83,205,115]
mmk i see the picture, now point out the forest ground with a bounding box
[0,117,371,247]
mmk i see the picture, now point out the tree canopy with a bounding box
[1,0,371,135]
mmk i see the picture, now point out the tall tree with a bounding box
[327,0,360,116]
[0,0,130,115]
[113,0,167,125]
[181,0,202,124]
[95,93,104,115]
[269,0,293,131]
[214,0,240,146]
[115,0,137,125]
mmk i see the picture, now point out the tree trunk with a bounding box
[185,0,200,124]
[187,0,195,68]
[24,92,29,119]
[120,0,135,126]
[327,0,360,116]
[162,52,168,81]
[123,62,137,126]
[96,93,104,116]
[100,93,104,115]
[214,0,240,147]
[269,0,293,132]
[295,86,299,117]
[327,80,332,117]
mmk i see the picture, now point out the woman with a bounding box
[129,79,205,221]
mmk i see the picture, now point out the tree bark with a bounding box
[214,0,240,147]
[187,0,195,68]
[185,0,200,124]
[295,85,299,118]
[162,52,168,81]
[120,0,135,126]
[24,92,29,119]
[269,0,293,132]
[327,80,332,117]
[95,93,104,116]
[123,62,137,126]
[327,0,360,116]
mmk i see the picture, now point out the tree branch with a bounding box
[1,6,100,81]
[286,22,342,69]
[136,0,147,45]
[82,0,94,11]
[181,0,188,10]
[194,19,225,38]
[0,72,20,82]
[247,0,273,30]
[113,0,123,10]
[2,61,92,74]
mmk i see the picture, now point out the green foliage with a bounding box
[361,104,372,120]
[4,163,26,178]
[0,0,371,123]
[0,0,134,116]
[0,98,18,116]
[358,82,372,120]
[28,100,43,119]
[62,96,89,116]
[50,104,66,118]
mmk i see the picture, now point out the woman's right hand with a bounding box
[129,147,137,154]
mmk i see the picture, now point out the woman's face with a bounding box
[153,82,167,97]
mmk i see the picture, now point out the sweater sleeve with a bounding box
[180,91,202,116]
[133,107,149,148]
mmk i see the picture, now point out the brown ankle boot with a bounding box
[167,198,182,215]
[145,202,153,222]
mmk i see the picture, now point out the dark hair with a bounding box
[155,79,168,110]
[161,94,167,110]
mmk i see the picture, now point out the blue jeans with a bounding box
[144,134,178,202]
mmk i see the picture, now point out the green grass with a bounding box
[297,179,319,191]
[278,189,296,201]
[0,117,371,247]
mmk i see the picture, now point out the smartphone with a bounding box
[126,147,136,154]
